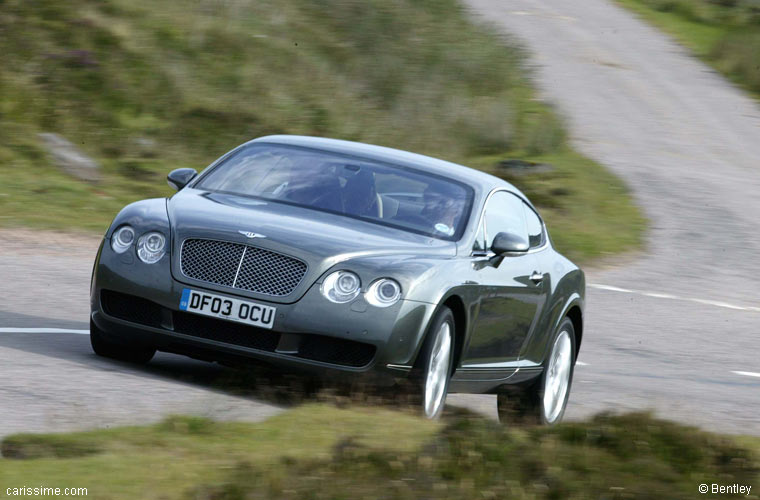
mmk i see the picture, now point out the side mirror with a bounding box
[491,231,529,255]
[167,168,198,191]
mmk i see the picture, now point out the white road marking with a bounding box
[641,292,677,300]
[576,361,589,366]
[732,371,760,379]
[0,328,89,335]
[589,283,760,313]
[589,284,633,293]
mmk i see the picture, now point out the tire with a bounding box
[497,317,576,425]
[90,319,156,364]
[409,306,455,419]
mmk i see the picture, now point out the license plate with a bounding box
[179,288,276,329]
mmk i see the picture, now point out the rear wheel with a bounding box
[90,320,156,364]
[410,307,454,419]
[497,317,575,425]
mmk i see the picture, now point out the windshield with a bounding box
[195,144,474,240]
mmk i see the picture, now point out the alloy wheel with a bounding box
[543,330,572,423]
[424,321,452,418]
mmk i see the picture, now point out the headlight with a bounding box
[111,226,135,254]
[137,232,166,264]
[366,278,402,307]
[321,270,361,303]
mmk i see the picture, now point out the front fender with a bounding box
[319,256,478,368]
[106,198,170,240]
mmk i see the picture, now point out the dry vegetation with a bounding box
[0,0,643,262]
[1,404,757,499]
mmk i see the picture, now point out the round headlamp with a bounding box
[321,271,361,303]
[137,231,166,264]
[366,278,402,307]
[111,226,135,254]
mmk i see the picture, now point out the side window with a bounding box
[523,203,545,248]
[484,191,527,249]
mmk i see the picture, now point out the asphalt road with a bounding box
[460,0,760,432]
[2,0,760,437]
[0,312,282,437]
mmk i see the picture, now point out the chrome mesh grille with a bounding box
[235,247,308,296]
[181,239,245,287]
[180,239,307,296]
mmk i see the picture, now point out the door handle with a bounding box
[530,271,543,284]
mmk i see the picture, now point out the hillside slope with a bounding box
[618,0,760,97]
[0,0,643,261]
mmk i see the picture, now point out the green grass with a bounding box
[0,0,644,263]
[472,149,644,260]
[1,405,757,499]
[617,0,760,98]
[0,405,442,499]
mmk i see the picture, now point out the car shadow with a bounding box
[0,310,401,411]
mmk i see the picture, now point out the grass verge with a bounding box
[0,0,643,263]
[617,0,760,98]
[1,405,757,499]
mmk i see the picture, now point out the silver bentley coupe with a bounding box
[90,135,585,423]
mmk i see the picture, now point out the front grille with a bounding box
[100,290,375,368]
[234,247,308,296]
[180,239,244,287]
[173,310,281,352]
[101,290,163,327]
[173,312,375,367]
[298,335,376,367]
[180,239,307,296]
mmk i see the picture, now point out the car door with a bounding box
[462,191,547,366]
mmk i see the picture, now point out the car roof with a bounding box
[250,135,517,194]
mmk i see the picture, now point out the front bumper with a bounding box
[91,243,436,377]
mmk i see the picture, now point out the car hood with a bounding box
[167,189,455,303]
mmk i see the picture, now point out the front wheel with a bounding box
[90,320,156,364]
[410,307,455,419]
[498,317,576,425]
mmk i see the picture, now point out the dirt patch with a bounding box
[0,229,101,324]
